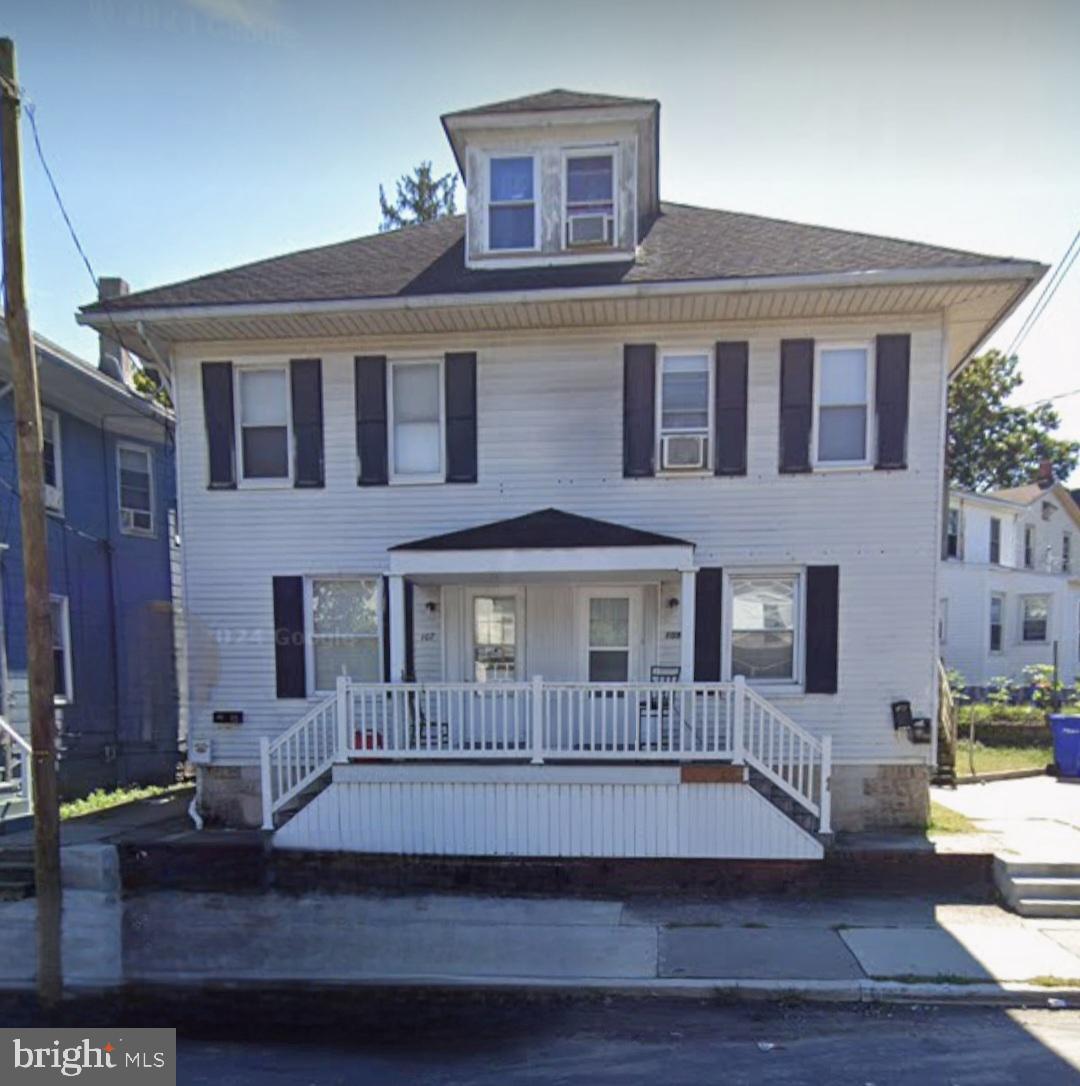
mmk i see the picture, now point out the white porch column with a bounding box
[679,568,696,681]
[388,574,407,683]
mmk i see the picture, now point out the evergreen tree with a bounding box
[378,161,457,231]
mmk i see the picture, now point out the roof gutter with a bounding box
[76,260,1047,330]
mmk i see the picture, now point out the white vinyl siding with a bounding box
[388,359,444,483]
[42,409,63,514]
[117,443,154,536]
[813,343,873,466]
[173,316,945,767]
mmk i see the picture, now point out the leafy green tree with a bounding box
[947,351,1079,491]
[132,364,172,409]
[378,161,457,232]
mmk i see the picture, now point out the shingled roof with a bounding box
[80,202,1031,316]
[442,88,658,118]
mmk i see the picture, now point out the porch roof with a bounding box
[388,509,695,578]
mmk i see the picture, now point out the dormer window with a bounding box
[488,156,536,251]
[565,151,615,247]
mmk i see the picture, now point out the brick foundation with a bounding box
[830,763,930,832]
[198,764,264,828]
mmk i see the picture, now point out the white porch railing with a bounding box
[0,714,32,814]
[261,675,832,833]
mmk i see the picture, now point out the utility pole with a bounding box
[0,37,62,1007]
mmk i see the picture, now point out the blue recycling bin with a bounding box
[1049,715,1080,778]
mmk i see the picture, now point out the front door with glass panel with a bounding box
[578,589,642,682]
[468,589,523,682]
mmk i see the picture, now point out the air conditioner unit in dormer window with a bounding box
[661,433,708,471]
[567,213,613,248]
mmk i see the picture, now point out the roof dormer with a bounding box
[441,89,659,270]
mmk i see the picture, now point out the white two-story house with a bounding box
[940,471,1080,693]
[79,89,1044,857]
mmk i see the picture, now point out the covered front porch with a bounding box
[260,510,832,857]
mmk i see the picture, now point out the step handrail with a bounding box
[0,714,32,810]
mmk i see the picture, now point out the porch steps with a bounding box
[0,848,35,901]
[271,772,332,830]
[995,858,1080,918]
[746,766,820,839]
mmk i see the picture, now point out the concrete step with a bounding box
[996,859,1080,880]
[1009,876,1080,901]
[1013,897,1080,919]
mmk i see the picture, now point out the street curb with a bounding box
[72,974,1080,1009]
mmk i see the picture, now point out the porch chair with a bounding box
[638,665,681,750]
[402,670,451,751]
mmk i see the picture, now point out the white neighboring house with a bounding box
[78,89,1045,856]
[940,475,1080,693]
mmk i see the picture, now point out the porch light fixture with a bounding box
[425,600,439,614]
[667,597,679,609]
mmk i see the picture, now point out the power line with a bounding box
[1017,385,1080,410]
[1006,224,1080,357]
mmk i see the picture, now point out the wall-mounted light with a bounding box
[425,601,439,614]
[667,597,679,609]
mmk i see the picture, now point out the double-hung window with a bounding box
[389,360,443,482]
[989,593,1004,653]
[1023,524,1035,569]
[42,409,63,513]
[237,366,290,482]
[989,517,1001,565]
[308,578,381,693]
[658,351,711,471]
[729,574,800,684]
[815,344,872,465]
[565,151,614,246]
[1021,595,1049,643]
[488,156,535,251]
[1063,532,1072,573]
[50,594,72,703]
[117,443,154,536]
[946,508,961,558]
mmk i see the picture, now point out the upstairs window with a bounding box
[946,508,961,558]
[565,152,614,247]
[238,367,290,481]
[1064,532,1072,573]
[117,444,154,536]
[389,360,443,482]
[989,517,1001,565]
[815,344,872,465]
[42,409,63,513]
[658,352,711,471]
[1023,524,1035,569]
[1021,595,1049,643]
[488,156,535,251]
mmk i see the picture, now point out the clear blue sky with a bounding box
[4,0,1079,478]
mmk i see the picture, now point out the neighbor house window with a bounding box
[989,517,1001,565]
[389,360,443,481]
[117,443,154,536]
[729,574,800,683]
[946,508,961,558]
[565,151,614,246]
[50,594,72,703]
[473,595,519,682]
[1023,524,1035,569]
[938,599,948,644]
[1021,595,1049,643]
[989,594,1004,653]
[488,156,535,250]
[308,578,380,693]
[42,409,63,513]
[237,366,290,481]
[1063,533,1072,573]
[815,344,871,465]
[658,352,711,470]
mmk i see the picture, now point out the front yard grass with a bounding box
[954,740,1053,778]
[60,783,188,821]
[928,801,977,835]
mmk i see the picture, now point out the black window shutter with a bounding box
[623,344,656,478]
[444,352,477,483]
[201,361,236,488]
[355,356,388,486]
[779,339,814,473]
[875,334,911,470]
[715,342,748,476]
[290,358,324,487]
[404,580,415,680]
[272,576,305,698]
[381,576,391,682]
[693,567,723,681]
[804,566,839,694]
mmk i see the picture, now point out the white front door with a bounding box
[576,587,643,682]
[466,587,525,682]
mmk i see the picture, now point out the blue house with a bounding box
[0,303,180,804]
